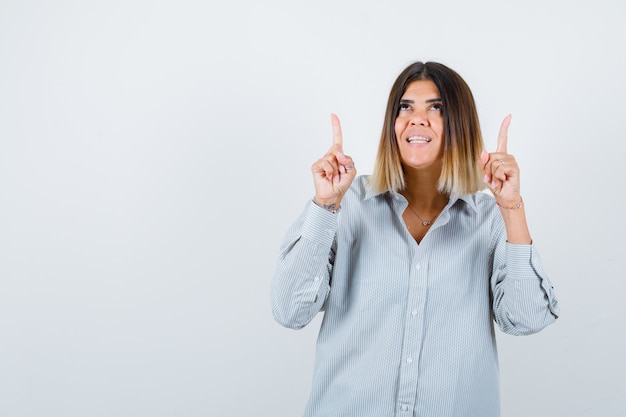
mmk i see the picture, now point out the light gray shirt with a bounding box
[271,175,559,417]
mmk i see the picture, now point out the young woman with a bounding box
[271,61,559,417]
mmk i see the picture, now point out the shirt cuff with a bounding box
[301,200,338,248]
[506,242,560,318]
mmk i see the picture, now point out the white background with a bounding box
[1,1,624,416]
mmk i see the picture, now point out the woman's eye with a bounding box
[429,103,443,111]
[399,103,411,111]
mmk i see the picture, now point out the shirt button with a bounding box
[415,263,421,270]
[313,276,320,282]
[326,229,334,236]
[411,310,418,316]
[406,357,413,363]
[401,405,408,411]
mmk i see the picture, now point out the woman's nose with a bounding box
[410,112,428,126]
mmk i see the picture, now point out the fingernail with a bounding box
[483,175,490,184]
[340,165,346,174]
[334,174,340,183]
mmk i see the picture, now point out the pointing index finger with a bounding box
[496,114,512,153]
[331,113,343,149]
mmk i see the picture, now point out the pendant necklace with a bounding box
[408,205,439,227]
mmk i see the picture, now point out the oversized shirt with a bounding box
[271,175,559,417]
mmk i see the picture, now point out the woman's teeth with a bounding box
[407,135,431,143]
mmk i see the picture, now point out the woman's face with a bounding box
[394,79,445,172]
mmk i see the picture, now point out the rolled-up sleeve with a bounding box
[492,242,560,336]
[271,201,338,330]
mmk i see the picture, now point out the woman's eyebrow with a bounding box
[399,98,442,104]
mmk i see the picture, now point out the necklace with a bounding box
[407,204,439,227]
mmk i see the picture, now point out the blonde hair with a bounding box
[370,62,486,196]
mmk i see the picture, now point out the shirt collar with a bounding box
[364,184,479,214]
[450,194,478,213]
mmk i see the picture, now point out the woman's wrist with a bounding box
[313,197,341,213]
[496,196,523,210]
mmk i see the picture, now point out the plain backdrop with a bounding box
[1,1,624,416]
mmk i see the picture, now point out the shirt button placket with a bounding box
[396,256,427,416]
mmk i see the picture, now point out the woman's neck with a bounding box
[401,171,448,212]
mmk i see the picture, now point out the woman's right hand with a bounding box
[311,114,357,211]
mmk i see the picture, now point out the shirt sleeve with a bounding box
[491,238,560,336]
[270,200,338,330]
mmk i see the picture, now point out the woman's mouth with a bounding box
[407,135,432,143]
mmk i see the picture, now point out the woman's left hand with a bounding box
[480,115,522,206]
